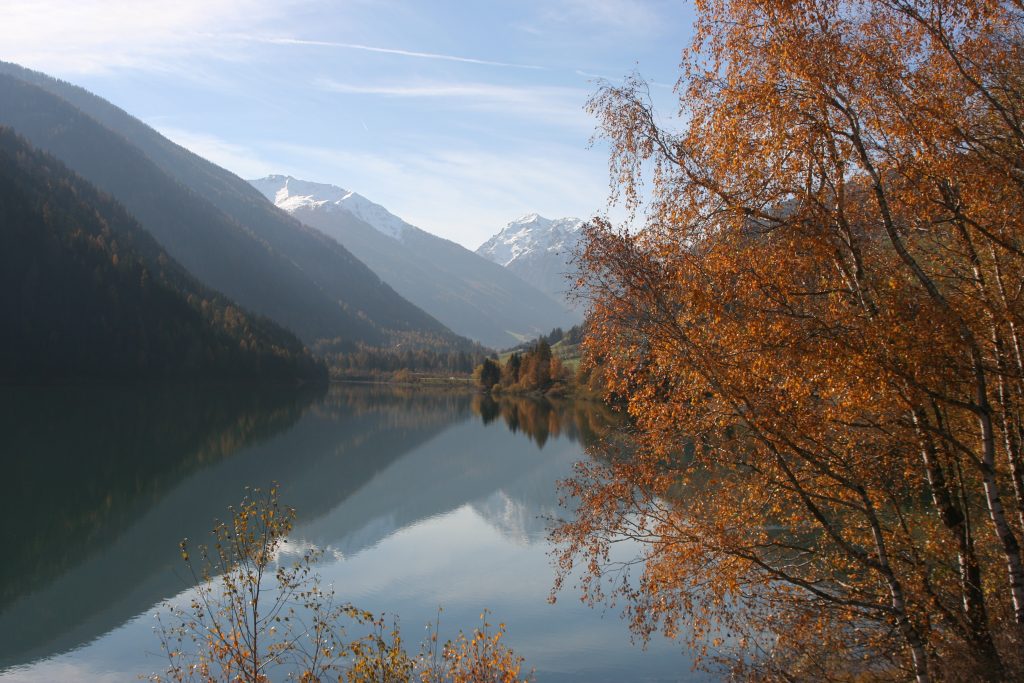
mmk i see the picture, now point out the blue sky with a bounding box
[4,0,694,248]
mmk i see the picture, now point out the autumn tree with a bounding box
[553,1,1024,681]
[476,358,502,390]
[419,610,532,683]
[476,342,567,394]
[151,486,359,682]
[530,340,553,390]
[501,353,522,388]
[151,486,532,683]
[549,355,566,385]
[514,340,553,392]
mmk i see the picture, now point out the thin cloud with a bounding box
[314,78,568,100]
[542,0,665,35]
[156,126,279,179]
[1,0,288,73]
[261,37,545,70]
[313,77,592,129]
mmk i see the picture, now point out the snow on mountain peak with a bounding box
[476,214,584,267]
[249,175,412,241]
[335,191,413,241]
[513,212,543,224]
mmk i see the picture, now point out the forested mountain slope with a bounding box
[0,127,324,380]
[0,63,462,350]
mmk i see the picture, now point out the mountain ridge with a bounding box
[476,213,586,305]
[250,174,580,349]
[0,61,464,350]
[0,126,324,380]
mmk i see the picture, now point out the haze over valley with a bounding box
[250,174,581,349]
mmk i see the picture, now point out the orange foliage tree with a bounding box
[150,487,532,683]
[552,1,1024,681]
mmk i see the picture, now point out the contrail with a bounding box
[262,37,545,70]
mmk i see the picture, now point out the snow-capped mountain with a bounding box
[250,175,579,349]
[477,214,584,267]
[249,175,410,240]
[476,214,585,304]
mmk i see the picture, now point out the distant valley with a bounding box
[0,62,466,359]
[0,60,586,382]
[251,175,580,350]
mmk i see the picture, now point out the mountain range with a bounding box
[476,213,586,306]
[0,126,323,380]
[0,59,591,379]
[0,61,464,352]
[250,175,579,349]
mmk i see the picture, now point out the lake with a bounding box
[0,383,710,682]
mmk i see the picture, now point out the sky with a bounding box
[2,0,694,249]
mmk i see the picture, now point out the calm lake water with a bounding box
[0,383,709,682]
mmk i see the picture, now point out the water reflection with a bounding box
[1,384,698,682]
[471,393,618,451]
[2,383,324,610]
[0,383,324,668]
[296,393,615,557]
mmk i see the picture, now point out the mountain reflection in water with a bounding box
[1,384,702,682]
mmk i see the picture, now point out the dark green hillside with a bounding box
[0,128,324,381]
[0,382,324,612]
[0,64,462,349]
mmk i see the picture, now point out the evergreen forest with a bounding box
[0,127,325,381]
